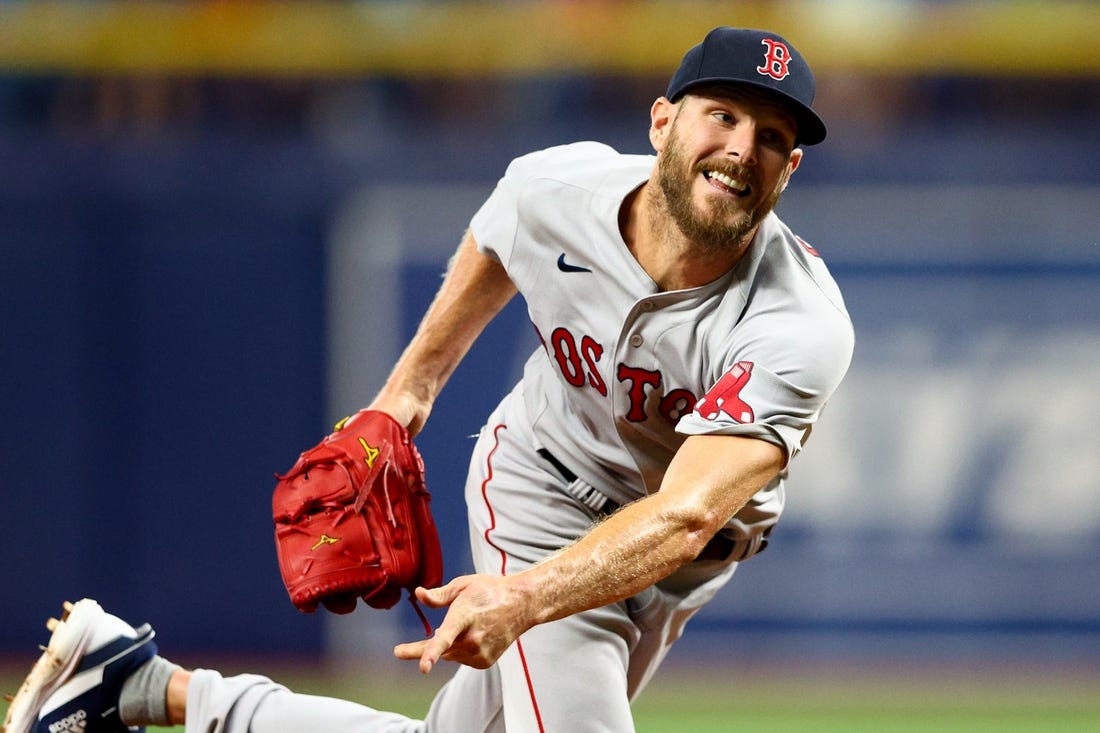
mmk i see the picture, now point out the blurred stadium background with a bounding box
[2,0,1098,728]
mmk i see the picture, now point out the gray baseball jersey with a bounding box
[471,141,854,544]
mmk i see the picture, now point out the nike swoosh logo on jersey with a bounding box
[557,253,592,273]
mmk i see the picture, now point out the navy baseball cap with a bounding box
[666,27,827,145]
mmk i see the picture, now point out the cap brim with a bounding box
[672,78,827,146]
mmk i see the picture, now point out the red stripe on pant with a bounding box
[478,422,546,733]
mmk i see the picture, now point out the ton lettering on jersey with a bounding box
[616,364,661,422]
[615,365,701,424]
[546,327,755,426]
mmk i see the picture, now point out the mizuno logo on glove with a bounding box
[311,534,341,551]
[358,437,381,469]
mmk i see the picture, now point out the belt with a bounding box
[695,533,737,561]
[537,448,621,515]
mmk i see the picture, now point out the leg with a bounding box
[3,598,511,733]
[623,557,739,699]
[496,606,638,732]
[461,392,743,730]
[180,663,506,733]
[182,669,423,733]
[463,411,640,731]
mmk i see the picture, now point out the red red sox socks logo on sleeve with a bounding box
[696,361,755,423]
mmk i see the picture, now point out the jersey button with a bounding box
[629,334,644,347]
[640,301,655,312]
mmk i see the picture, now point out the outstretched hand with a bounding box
[393,574,536,673]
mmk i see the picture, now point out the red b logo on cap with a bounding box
[757,38,792,81]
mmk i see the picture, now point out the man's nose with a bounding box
[724,123,758,165]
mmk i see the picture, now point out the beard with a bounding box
[655,123,785,255]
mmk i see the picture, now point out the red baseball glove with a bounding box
[273,410,443,626]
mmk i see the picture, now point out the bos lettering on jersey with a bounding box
[545,326,755,426]
[549,326,608,396]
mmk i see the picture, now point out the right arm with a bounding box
[368,229,517,435]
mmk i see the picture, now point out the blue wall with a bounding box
[2,74,1098,662]
[1,137,336,652]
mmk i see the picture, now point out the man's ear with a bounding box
[779,148,804,193]
[649,96,676,152]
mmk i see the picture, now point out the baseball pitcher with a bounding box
[6,26,853,733]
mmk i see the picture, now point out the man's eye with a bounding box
[712,112,733,124]
[760,130,790,148]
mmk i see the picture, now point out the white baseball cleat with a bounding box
[2,599,157,733]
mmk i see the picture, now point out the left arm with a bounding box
[395,433,784,672]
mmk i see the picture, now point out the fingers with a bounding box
[393,574,518,673]
[393,639,426,662]
[393,579,468,673]
[415,577,468,608]
[397,577,482,673]
[392,639,436,674]
[394,619,461,674]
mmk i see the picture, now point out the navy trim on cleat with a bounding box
[1,600,158,733]
[37,632,157,733]
[72,626,155,676]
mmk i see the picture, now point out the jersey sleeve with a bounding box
[469,157,526,270]
[676,306,854,467]
[469,142,620,274]
[469,145,573,271]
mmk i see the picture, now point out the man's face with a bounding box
[654,86,802,253]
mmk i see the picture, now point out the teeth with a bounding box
[707,171,747,193]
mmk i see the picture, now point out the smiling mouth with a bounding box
[703,170,751,197]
